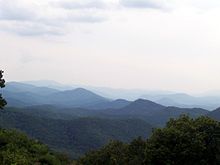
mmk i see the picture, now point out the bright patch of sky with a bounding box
[1,0,220,94]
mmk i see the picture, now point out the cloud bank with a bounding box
[55,0,108,10]
[119,0,164,9]
[0,0,109,36]
[0,0,219,36]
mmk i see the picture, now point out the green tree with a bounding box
[144,115,220,165]
[0,70,7,109]
[127,137,146,165]
[78,140,129,165]
[0,128,71,165]
[77,115,220,165]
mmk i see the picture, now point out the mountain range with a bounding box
[2,81,220,158]
[19,80,220,110]
[3,82,109,108]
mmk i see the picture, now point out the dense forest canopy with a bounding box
[78,115,220,165]
[0,128,71,165]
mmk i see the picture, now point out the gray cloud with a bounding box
[0,0,108,36]
[0,1,36,21]
[0,0,167,37]
[120,0,164,9]
[55,0,107,10]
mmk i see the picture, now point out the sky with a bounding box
[1,0,220,94]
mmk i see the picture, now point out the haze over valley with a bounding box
[4,81,220,110]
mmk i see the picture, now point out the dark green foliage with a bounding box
[127,137,146,164]
[0,107,152,158]
[0,128,71,165]
[78,115,220,165]
[78,138,147,165]
[0,70,7,109]
[78,141,129,165]
[145,115,220,164]
[0,95,6,109]
[0,70,5,88]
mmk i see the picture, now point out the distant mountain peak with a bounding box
[113,99,129,102]
[135,98,146,102]
[74,88,91,92]
[116,99,166,115]
[132,99,164,106]
[60,88,101,96]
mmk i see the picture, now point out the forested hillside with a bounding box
[1,79,220,162]
[0,107,152,158]
[77,115,220,164]
[0,128,71,165]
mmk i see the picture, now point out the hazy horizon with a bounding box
[4,79,220,97]
[1,0,220,94]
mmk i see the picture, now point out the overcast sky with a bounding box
[1,0,220,94]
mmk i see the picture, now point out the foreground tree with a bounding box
[0,70,7,109]
[144,115,220,165]
[78,115,220,165]
[0,128,71,165]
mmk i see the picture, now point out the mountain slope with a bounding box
[103,99,209,126]
[104,99,165,116]
[119,99,165,115]
[4,90,47,107]
[5,82,59,95]
[0,107,152,158]
[207,107,220,121]
[48,88,109,107]
[3,82,111,108]
[88,99,131,110]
